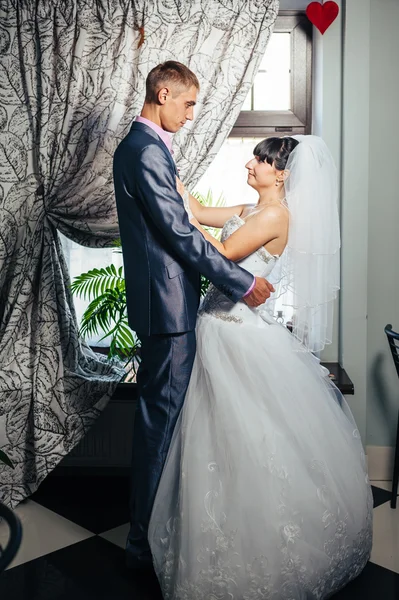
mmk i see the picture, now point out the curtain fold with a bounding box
[0,0,278,507]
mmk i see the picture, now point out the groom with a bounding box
[113,61,273,570]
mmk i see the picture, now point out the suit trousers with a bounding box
[126,330,196,565]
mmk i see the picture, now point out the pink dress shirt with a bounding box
[135,116,174,154]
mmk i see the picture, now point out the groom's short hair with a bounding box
[145,61,200,104]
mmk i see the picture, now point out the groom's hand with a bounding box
[243,277,274,307]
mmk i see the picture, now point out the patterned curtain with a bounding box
[0,0,278,508]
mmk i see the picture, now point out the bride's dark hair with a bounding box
[253,137,299,171]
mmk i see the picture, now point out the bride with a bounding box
[148,136,373,599]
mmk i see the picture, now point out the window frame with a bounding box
[230,12,312,138]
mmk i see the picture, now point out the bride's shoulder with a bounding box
[255,203,288,224]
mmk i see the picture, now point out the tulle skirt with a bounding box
[148,312,373,600]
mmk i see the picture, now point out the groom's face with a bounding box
[159,84,198,133]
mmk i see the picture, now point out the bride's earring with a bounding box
[275,171,286,186]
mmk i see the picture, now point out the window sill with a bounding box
[321,363,354,395]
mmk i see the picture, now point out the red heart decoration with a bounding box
[306,1,339,35]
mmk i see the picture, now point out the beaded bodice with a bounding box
[199,214,279,324]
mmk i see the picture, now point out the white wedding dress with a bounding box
[148,215,373,600]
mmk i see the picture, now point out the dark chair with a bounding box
[384,324,399,508]
[0,501,22,573]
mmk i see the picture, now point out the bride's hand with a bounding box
[176,176,194,220]
[176,176,185,198]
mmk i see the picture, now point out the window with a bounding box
[231,14,312,138]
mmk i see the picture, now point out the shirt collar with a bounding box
[135,116,174,154]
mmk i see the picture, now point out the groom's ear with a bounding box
[157,87,170,105]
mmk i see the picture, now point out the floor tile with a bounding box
[30,475,130,534]
[0,500,94,569]
[0,536,163,600]
[370,499,399,574]
[100,522,129,549]
[331,561,399,599]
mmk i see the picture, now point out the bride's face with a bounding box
[245,156,280,191]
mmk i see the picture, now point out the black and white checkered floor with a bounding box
[0,476,398,599]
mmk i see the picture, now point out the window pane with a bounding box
[246,33,291,111]
[194,137,264,207]
[242,88,252,111]
[60,234,123,347]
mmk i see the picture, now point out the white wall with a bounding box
[366,0,399,449]
[323,0,399,454]
[311,2,343,363]
[340,0,371,443]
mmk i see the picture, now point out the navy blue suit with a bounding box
[113,121,253,566]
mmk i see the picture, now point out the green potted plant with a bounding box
[71,244,140,380]
[71,190,225,371]
[71,243,139,351]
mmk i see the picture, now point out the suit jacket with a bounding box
[113,120,254,335]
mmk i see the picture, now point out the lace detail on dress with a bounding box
[256,245,278,265]
[198,215,278,325]
[207,311,243,324]
[199,284,231,315]
[198,284,243,323]
[156,449,373,600]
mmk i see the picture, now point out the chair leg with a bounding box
[391,410,399,509]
